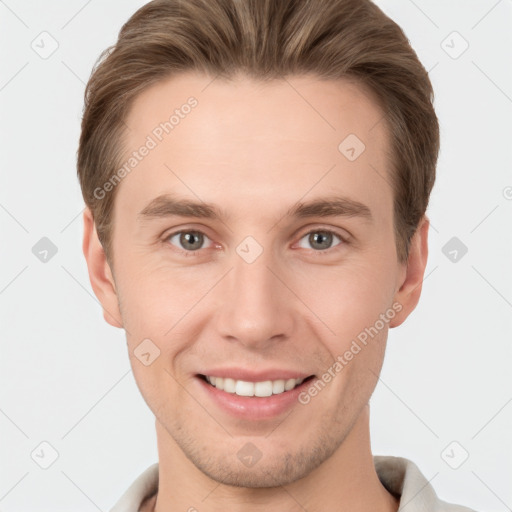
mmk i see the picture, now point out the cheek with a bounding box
[116,259,215,335]
[116,263,216,396]
[291,258,395,343]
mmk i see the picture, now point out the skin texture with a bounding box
[83,72,429,511]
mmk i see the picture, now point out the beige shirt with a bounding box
[110,455,477,512]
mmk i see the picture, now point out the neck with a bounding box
[151,405,398,512]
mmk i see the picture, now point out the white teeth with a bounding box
[204,375,307,397]
[272,379,285,394]
[254,381,273,397]
[284,378,296,391]
[235,380,254,396]
[223,378,236,393]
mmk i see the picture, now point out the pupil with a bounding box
[310,232,332,250]
[181,232,202,250]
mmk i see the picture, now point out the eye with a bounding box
[166,230,213,252]
[297,230,344,251]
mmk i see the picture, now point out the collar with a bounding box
[110,455,476,511]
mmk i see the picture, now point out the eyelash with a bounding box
[162,227,349,257]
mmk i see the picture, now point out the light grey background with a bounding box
[1,1,511,511]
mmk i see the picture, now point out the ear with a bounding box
[389,216,429,328]
[82,207,123,328]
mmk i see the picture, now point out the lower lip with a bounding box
[195,375,315,421]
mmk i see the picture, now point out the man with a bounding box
[77,0,477,510]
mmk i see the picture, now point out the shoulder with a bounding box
[139,492,157,512]
[373,455,478,512]
[109,463,159,512]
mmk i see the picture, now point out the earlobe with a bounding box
[389,216,430,328]
[82,207,124,329]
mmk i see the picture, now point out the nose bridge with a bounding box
[215,242,294,346]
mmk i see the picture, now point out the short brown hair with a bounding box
[77,0,439,264]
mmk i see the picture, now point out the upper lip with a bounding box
[198,369,314,382]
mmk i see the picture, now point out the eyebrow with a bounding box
[138,193,373,223]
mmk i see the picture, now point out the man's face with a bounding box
[98,72,413,486]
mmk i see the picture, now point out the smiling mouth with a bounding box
[198,374,315,397]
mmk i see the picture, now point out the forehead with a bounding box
[116,71,393,223]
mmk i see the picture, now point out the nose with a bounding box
[214,247,296,350]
